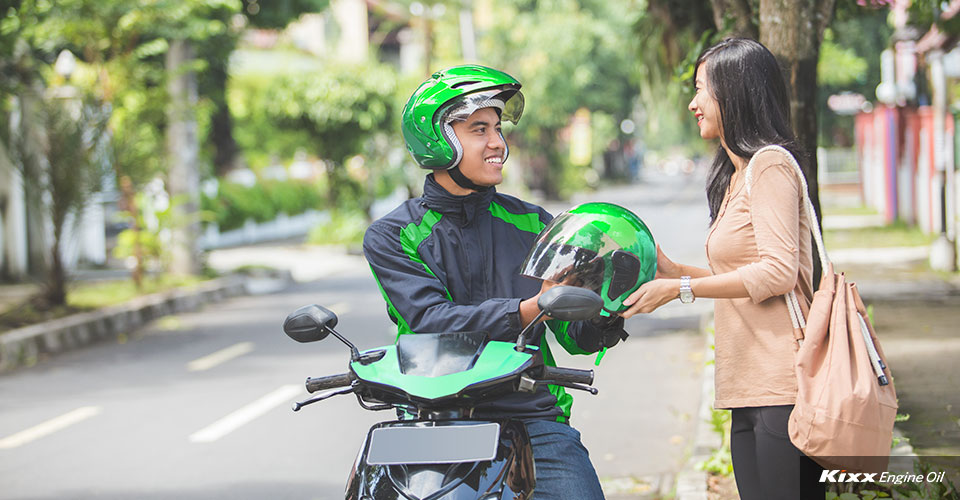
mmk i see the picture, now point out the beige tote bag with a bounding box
[745,146,898,473]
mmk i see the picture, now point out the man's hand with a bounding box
[590,315,627,348]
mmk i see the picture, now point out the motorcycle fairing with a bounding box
[350,334,537,404]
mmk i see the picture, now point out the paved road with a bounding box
[0,169,712,499]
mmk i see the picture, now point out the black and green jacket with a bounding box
[362,174,626,422]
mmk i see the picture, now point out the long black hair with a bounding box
[694,38,805,224]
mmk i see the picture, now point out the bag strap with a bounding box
[743,145,830,338]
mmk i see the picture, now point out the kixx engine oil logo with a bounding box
[820,469,948,485]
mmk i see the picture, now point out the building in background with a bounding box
[854,0,960,270]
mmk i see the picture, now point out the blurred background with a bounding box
[0,0,957,301]
[1,1,960,498]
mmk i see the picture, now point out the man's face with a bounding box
[451,107,507,187]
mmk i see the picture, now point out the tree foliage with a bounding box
[477,0,641,198]
[238,61,399,207]
[9,96,109,305]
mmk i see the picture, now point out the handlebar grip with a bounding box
[542,366,594,386]
[305,373,354,393]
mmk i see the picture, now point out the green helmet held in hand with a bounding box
[401,65,524,170]
[521,202,657,316]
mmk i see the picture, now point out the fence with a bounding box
[855,104,957,233]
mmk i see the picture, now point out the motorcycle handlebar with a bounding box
[542,366,594,386]
[306,373,354,393]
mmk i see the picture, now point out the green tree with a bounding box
[479,0,640,199]
[252,61,398,211]
[10,97,109,306]
[817,8,892,147]
[632,0,716,155]
[201,0,329,177]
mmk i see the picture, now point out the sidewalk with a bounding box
[681,248,960,499]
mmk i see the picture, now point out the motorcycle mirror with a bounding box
[283,304,337,343]
[537,286,603,322]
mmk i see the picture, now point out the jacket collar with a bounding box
[422,173,495,225]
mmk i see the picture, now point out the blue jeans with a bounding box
[525,419,605,500]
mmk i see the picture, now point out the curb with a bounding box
[0,271,293,372]
[675,310,717,500]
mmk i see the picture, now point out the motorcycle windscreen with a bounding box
[396,331,487,377]
[367,422,500,465]
[520,212,620,294]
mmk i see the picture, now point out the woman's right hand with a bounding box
[655,245,681,279]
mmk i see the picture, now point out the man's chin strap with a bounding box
[448,165,491,192]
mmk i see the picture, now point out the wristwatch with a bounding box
[679,276,695,304]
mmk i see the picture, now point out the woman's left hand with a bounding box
[619,278,680,318]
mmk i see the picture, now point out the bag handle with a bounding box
[743,145,830,336]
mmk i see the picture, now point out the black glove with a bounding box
[590,315,628,348]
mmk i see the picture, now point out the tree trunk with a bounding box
[710,0,759,39]
[119,176,144,289]
[166,39,202,276]
[209,57,239,178]
[757,0,834,284]
[44,226,66,306]
[758,0,833,222]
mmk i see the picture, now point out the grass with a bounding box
[0,274,211,332]
[821,204,880,217]
[67,275,207,309]
[307,210,368,246]
[824,220,938,250]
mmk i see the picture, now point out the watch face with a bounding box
[680,290,694,304]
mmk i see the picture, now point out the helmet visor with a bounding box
[441,88,524,125]
[520,212,623,293]
[500,89,524,124]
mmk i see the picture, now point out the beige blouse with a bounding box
[705,149,814,409]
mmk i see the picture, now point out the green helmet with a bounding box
[520,202,657,316]
[401,65,524,169]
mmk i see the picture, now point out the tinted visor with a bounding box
[520,212,623,294]
[441,87,524,125]
[499,89,524,124]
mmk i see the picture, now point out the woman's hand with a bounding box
[654,245,680,279]
[619,278,680,318]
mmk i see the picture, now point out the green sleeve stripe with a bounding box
[488,201,545,234]
[399,209,453,302]
[368,264,414,339]
[547,319,591,355]
[539,334,572,422]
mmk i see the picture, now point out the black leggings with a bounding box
[730,405,825,500]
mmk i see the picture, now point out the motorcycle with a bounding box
[283,286,604,500]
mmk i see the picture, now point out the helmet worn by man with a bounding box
[521,202,657,316]
[401,65,524,190]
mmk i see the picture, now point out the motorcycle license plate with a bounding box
[367,423,500,465]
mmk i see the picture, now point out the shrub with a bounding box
[201,179,325,232]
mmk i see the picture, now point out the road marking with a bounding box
[189,385,302,443]
[187,342,254,372]
[0,406,101,449]
[328,302,351,316]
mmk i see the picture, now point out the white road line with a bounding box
[187,342,254,372]
[189,385,302,443]
[0,406,102,449]
[328,302,351,316]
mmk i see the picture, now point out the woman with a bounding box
[620,38,824,499]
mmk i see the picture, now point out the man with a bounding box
[362,65,626,499]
